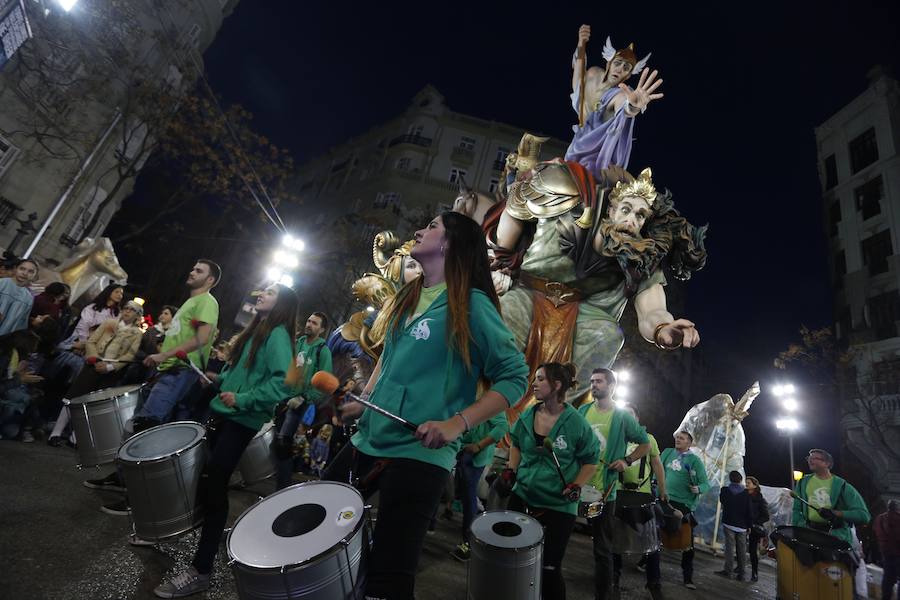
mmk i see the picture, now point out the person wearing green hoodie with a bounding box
[503,362,599,600]
[274,310,333,488]
[660,430,710,590]
[153,284,300,599]
[331,212,529,600]
[578,368,651,600]
[792,448,870,546]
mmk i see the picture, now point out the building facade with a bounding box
[816,68,900,502]
[0,0,238,265]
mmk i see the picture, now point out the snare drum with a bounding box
[468,510,543,600]
[610,490,660,555]
[227,481,370,600]
[578,484,604,520]
[772,525,854,600]
[67,384,142,467]
[117,421,207,541]
[237,422,276,485]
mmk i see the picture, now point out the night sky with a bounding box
[198,1,900,482]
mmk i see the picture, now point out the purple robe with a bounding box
[564,86,634,177]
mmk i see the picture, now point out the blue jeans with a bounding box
[457,452,485,542]
[134,369,199,422]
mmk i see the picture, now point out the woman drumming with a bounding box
[503,362,599,600]
[153,283,300,598]
[331,211,529,600]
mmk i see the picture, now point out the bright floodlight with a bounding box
[266,267,282,282]
[782,384,795,395]
[614,399,627,409]
[282,234,305,252]
[57,0,78,11]
[783,397,798,412]
[278,274,294,287]
[772,384,784,396]
[273,250,299,269]
[617,370,631,383]
[616,386,628,399]
[775,417,799,432]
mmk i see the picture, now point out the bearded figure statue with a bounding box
[480,146,707,404]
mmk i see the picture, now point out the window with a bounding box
[0,133,20,180]
[861,230,893,275]
[374,192,400,209]
[823,154,838,189]
[496,147,511,162]
[489,178,500,194]
[449,168,468,184]
[61,186,108,247]
[872,358,900,395]
[835,307,851,341]
[459,136,476,151]
[833,250,846,290]
[0,197,22,226]
[849,128,878,174]
[867,291,900,340]
[407,124,424,137]
[855,176,883,221]
[828,200,841,237]
[395,157,411,171]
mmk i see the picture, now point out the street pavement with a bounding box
[1,439,777,599]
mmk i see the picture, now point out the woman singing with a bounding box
[331,212,529,599]
[153,284,299,598]
[503,362,599,600]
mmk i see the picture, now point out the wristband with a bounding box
[455,411,471,434]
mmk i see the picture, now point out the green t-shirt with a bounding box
[620,433,660,493]
[806,475,834,524]
[407,282,447,325]
[158,292,219,371]
[584,405,614,460]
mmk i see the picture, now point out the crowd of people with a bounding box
[1,223,897,600]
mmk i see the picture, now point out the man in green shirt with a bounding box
[660,430,710,590]
[579,368,650,600]
[792,448,870,546]
[275,311,334,489]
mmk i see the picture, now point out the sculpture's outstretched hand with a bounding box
[657,319,700,349]
[618,68,664,113]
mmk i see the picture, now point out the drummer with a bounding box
[792,448,870,545]
[152,283,301,599]
[613,406,667,599]
[578,368,650,600]
[332,212,529,600]
[660,431,709,590]
[503,362,599,600]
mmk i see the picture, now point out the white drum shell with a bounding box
[67,385,142,466]
[237,422,276,485]
[468,510,543,600]
[117,421,207,541]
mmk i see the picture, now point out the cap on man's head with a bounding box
[124,300,144,316]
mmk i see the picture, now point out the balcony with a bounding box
[389,134,432,149]
[451,146,475,165]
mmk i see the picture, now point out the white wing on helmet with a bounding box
[633,52,652,74]
[602,36,616,61]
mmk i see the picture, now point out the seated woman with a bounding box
[47,301,143,446]
[0,324,55,440]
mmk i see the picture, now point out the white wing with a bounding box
[633,52,652,74]
[602,36,616,61]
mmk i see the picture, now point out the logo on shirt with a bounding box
[590,425,607,455]
[410,318,433,341]
[553,434,568,451]
[669,458,682,472]
[811,487,832,507]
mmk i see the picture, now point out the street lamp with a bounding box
[775,417,800,487]
[265,234,304,288]
[772,382,800,487]
[57,0,79,11]
[614,385,628,409]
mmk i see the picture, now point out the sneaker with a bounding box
[451,542,471,562]
[750,573,758,582]
[21,430,35,443]
[153,566,210,598]
[101,499,131,516]
[684,582,697,590]
[47,436,63,447]
[128,532,156,547]
[714,570,731,579]
[84,473,125,492]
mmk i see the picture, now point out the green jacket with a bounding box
[460,412,509,468]
[209,325,297,431]
[660,447,710,512]
[578,403,648,502]
[511,402,600,515]
[792,474,871,545]
[295,335,333,406]
[352,289,528,471]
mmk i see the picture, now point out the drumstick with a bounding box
[310,371,419,433]
[86,357,142,365]
[542,437,569,488]
[789,490,821,512]
[174,350,213,384]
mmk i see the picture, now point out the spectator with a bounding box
[0,259,39,336]
[121,304,178,384]
[715,471,753,581]
[0,329,45,440]
[30,282,70,322]
[874,499,900,600]
[746,475,770,582]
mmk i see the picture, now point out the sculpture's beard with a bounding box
[597,219,655,263]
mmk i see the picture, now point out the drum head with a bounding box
[69,384,143,405]
[118,421,206,462]
[470,510,543,550]
[580,485,603,503]
[774,526,851,551]
[228,481,364,569]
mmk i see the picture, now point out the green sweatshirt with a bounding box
[660,447,710,512]
[295,335,333,406]
[352,289,528,471]
[792,473,871,545]
[209,325,297,431]
[511,402,600,515]
[460,412,509,469]
[578,403,649,502]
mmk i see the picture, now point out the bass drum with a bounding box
[227,481,370,599]
[67,384,142,467]
[468,510,544,600]
[772,525,854,600]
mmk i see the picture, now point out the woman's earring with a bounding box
[440,244,445,256]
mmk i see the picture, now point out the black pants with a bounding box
[883,553,899,600]
[671,501,695,583]
[507,494,576,600]
[748,528,764,575]
[191,418,257,575]
[614,550,661,588]
[590,499,616,599]
[324,444,447,600]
